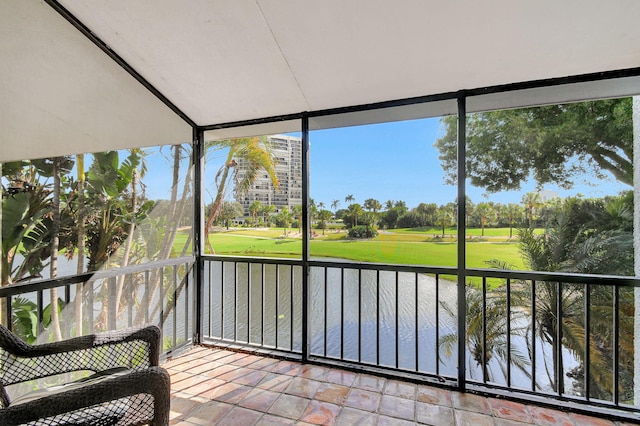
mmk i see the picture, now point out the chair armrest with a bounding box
[0,325,162,386]
[26,325,161,365]
[0,366,170,426]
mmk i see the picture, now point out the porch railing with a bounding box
[2,254,638,416]
[202,255,640,416]
[0,256,195,359]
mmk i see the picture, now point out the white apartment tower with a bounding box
[235,135,302,216]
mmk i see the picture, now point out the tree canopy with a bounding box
[434,98,632,192]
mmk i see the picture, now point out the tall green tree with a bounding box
[248,200,263,225]
[345,203,364,228]
[434,205,454,237]
[510,196,633,397]
[318,209,332,235]
[278,207,292,236]
[292,205,303,233]
[473,202,497,237]
[261,204,275,226]
[521,192,542,228]
[435,98,632,192]
[363,198,382,214]
[502,203,524,238]
[219,201,243,229]
[440,286,530,383]
[205,137,278,252]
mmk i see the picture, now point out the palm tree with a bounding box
[514,201,626,395]
[474,202,496,237]
[364,198,382,214]
[331,199,340,212]
[440,286,530,382]
[74,154,86,336]
[345,194,355,204]
[262,204,275,226]
[292,205,303,233]
[204,137,278,252]
[134,144,193,327]
[318,210,332,235]
[347,203,363,227]
[521,192,542,228]
[278,207,292,236]
[434,206,454,237]
[504,203,524,239]
[248,200,263,225]
[84,151,152,331]
[49,157,65,341]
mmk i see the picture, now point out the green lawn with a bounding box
[189,227,525,271]
[388,226,542,238]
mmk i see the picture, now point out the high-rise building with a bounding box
[235,135,302,217]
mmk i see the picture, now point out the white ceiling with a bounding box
[0,0,192,163]
[2,0,640,160]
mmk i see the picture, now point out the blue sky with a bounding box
[141,116,629,208]
[308,117,629,210]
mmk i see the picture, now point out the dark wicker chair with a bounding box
[0,324,170,426]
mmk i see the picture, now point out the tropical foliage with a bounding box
[1,144,192,343]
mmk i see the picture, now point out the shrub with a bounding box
[348,225,378,239]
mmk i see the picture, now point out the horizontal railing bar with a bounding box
[306,354,456,388]
[204,337,303,355]
[0,257,195,297]
[202,255,302,266]
[465,381,640,419]
[204,255,457,275]
[466,268,640,287]
[204,256,640,287]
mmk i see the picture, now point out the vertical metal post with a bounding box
[531,280,537,391]
[290,265,294,351]
[301,114,310,362]
[172,265,177,349]
[556,281,563,396]
[414,272,419,372]
[261,263,265,346]
[376,270,381,366]
[506,278,512,387]
[340,268,345,360]
[5,296,12,331]
[358,268,362,363]
[613,285,620,405]
[435,274,440,376]
[275,265,280,349]
[456,94,467,390]
[248,263,252,345]
[482,277,487,383]
[193,127,204,344]
[395,270,399,369]
[323,267,328,356]
[584,282,591,401]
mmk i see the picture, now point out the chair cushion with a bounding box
[9,367,131,406]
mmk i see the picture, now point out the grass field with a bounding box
[180,227,527,271]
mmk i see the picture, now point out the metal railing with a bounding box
[0,257,195,358]
[201,255,640,416]
[464,268,639,411]
[5,253,639,416]
[202,256,303,355]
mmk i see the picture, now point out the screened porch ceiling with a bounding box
[2,0,640,162]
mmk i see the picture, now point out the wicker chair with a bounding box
[0,324,170,426]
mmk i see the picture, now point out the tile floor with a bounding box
[165,346,640,425]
